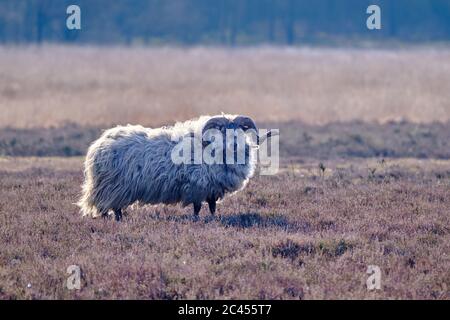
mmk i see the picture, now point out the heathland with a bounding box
[0,46,449,299]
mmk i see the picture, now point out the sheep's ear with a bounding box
[258,130,279,144]
[202,131,211,147]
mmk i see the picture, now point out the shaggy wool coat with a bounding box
[78,115,256,217]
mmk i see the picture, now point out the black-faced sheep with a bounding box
[77,114,275,221]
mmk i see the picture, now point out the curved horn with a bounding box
[233,116,257,132]
[202,117,230,147]
[234,115,279,145]
[202,116,229,133]
[234,115,260,144]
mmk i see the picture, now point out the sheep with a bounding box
[77,114,276,221]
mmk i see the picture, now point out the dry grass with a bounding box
[1,46,449,300]
[0,157,449,299]
[1,46,450,128]
[2,121,450,159]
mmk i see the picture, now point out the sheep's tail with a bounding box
[77,178,101,218]
[77,154,101,218]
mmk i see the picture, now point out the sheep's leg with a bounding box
[207,198,216,215]
[114,208,122,222]
[100,208,109,219]
[193,202,202,217]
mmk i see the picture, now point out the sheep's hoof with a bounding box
[114,209,123,222]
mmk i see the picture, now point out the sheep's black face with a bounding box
[223,122,251,166]
[202,117,253,167]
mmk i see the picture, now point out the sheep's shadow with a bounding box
[215,212,290,229]
[151,211,311,233]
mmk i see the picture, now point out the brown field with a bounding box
[1,46,450,128]
[0,157,449,299]
[0,46,449,299]
[2,121,450,159]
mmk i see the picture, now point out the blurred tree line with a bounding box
[0,0,449,45]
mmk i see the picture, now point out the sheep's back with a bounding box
[89,125,181,208]
[86,123,256,209]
